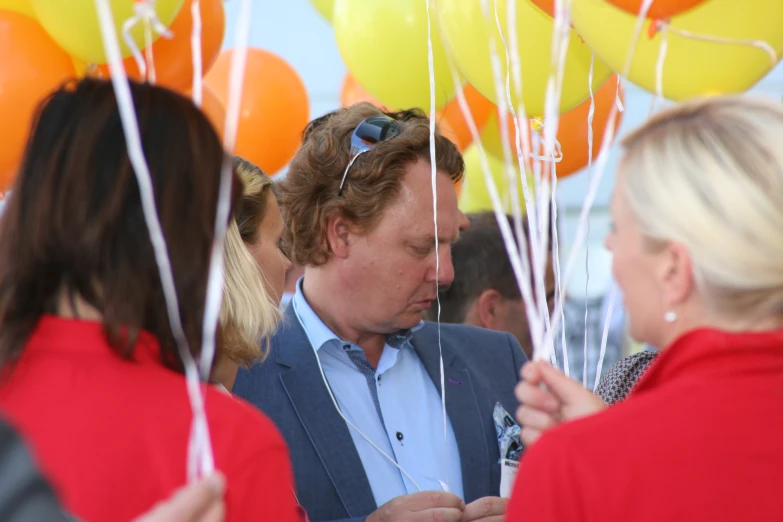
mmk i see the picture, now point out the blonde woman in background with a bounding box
[212,157,292,391]
[509,95,783,521]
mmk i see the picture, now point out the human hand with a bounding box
[365,491,465,522]
[515,361,606,446]
[461,496,507,522]
[132,473,226,522]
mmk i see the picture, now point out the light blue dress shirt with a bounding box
[291,279,464,507]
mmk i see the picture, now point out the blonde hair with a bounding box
[218,157,281,366]
[620,95,783,320]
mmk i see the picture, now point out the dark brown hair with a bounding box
[281,103,465,266]
[0,78,241,372]
[430,212,554,324]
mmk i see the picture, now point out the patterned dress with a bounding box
[595,350,658,405]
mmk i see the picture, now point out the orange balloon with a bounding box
[340,73,492,152]
[532,0,704,20]
[93,0,225,90]
[340,74,384,108]
[205,49,309,175]
[436,85,494,152]
[182,85,225,139]
[483,74,623,179]
[0,11,76,191]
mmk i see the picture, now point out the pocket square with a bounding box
[493,402,523,461]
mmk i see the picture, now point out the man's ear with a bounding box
[325,213,354,259]
[476,288,504,329]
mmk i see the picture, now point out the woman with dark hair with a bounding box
[0,79,298,522]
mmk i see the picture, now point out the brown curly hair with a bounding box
[280,103,465,266]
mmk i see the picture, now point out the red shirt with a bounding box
[507,327,783,521]
[0,316,300,522]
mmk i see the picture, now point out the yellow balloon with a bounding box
[480,112,514,161]
[571,0,783,100]
[438,0,612,117]
[459,144,534,214]
[0,0,34,17]
[333,0,458,111]
[70,56,91,78]
[29,0,184,65]
[309,0,334,22]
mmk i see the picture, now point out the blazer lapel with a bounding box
[411,327,493,502]
[277,308,377,517]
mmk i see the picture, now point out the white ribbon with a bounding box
[94,0,213,482]
[121,0,173,82]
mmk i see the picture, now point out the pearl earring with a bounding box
[664,310,677,323]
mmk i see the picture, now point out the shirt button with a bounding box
[396,432,404,441]
[343,344,350,350]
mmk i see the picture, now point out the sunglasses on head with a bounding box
[338,115,401,195]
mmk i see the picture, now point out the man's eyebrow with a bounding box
[417,231,460,245]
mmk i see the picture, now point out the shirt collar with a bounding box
[291,277,424,352]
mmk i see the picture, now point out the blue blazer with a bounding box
[233,305,527,522]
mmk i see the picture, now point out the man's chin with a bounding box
[397,309,428,328]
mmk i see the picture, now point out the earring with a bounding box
[664,310,677,323]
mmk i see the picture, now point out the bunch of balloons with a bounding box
[0,0,310,191]
[311,0,783,210]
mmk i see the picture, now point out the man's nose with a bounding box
[435,248,454,289]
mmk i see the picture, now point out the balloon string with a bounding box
[493,0,539,340]
[649,24,668,115]
[543,0,652,353]
[144,18,156,84]
[505,0,534,175]
[122,14,147,79]
[582,53,596,387]
[196,0,254,482]
[121,0,173,83]
[532,131,552,363]
[494,0,529,270]
[424,0,448,458]
[528,0,571,363]
[593,285,616,391]
[547,156,560,369]
[477,0,544,359]
[93,0,212,482]
[198,0,253,382]
[440,11,541,362]
[191,0,203,107]
[615,76,624,112]
[664,25,777,64]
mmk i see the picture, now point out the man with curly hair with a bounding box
[234,104,527,522]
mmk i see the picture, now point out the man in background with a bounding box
[428,212,555,359]
[279,263,304,311]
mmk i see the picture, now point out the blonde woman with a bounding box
[509,96,783,521]
[212,157,292,391]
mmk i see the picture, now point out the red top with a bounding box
[507,327,783,522]
[0,316,299,522]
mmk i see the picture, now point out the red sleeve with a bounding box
[505,433,589,522]
[223,431,300,522]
